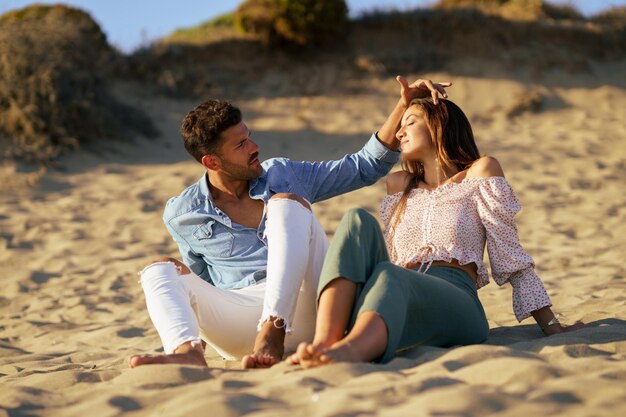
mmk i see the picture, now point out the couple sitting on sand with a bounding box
[128,76,584,370]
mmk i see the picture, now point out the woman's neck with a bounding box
[420,157,458,188]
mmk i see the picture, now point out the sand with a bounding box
[1,65,625,416]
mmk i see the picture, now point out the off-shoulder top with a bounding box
[379,176,551,322]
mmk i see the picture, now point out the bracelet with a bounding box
[547,317,559,326]
[541,316,560,332]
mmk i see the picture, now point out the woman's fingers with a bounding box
[420,79,439,104]
[563,321,586,332]
[404,78,453,104]
[544,321,585,336]
[435,84,449,99]
[396,75,410,105]
[396,75,409,89]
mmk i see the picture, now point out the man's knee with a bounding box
[269,193,311,211]
[146,257,191,275]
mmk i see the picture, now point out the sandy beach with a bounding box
[1,63,626,416]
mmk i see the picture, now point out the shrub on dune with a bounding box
[0,4,156,163]
[234,0,349,48]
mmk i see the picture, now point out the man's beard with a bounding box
[219,153,262,181]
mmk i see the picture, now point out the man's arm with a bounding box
[281,134,398,203]
[163,214,211,283]
[281,77,452,202]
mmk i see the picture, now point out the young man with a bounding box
[128,77,450,368]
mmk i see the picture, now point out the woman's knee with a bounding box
[370,262,401,285]
[357,262,402,295]
[269,193,311,210]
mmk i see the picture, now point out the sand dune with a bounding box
[1,66,625,416]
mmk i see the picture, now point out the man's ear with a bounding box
[201,154,220,171]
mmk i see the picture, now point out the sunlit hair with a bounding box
[388,98,481,245]
[180,100,242,163]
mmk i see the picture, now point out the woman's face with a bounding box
[396,106,434,161]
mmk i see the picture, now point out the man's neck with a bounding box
[207,172,250,202]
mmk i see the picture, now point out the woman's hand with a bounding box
[396,76,451,106]
[542,321,586,336]
[532,306,585,336]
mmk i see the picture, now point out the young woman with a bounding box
[289,78,584,367]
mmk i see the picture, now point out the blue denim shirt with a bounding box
[163,133,399,289]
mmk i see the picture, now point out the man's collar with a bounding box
[200,172,261,201]
[199,172,211,196]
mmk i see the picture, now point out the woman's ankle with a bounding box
[312,334,342,349]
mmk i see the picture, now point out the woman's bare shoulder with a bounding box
[386,171,412,195]
[466,156,505,179]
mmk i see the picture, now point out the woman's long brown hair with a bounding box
[387,98,481,246]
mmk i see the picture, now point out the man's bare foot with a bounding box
[241,354,280,369]
[242,317,286,369]
[128,342,207,368]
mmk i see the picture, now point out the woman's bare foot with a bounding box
[293,342,330,368]
[128,344,207,368]
[287,333,347,367]
[293,340,362,369]
[241,318,286,369]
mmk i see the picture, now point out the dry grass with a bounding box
[162,13,247,45]
[351,5,625,75]
[590,6,626,28]
[434,0,585,21]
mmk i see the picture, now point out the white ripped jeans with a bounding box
[138,198,329,360]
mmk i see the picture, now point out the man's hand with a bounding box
[397,76,451,106]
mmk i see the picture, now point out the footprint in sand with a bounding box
[137,190,161,213]
[30,271,62,284]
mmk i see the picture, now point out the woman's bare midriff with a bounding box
[406,259,478,286]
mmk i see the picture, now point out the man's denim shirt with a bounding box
[163,133,399,290]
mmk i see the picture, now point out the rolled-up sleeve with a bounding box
[163,201,211,284]
[286,133,400,202]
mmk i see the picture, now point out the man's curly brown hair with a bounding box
[180,100,242,163]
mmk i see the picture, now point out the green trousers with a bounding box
[318,208,489,363]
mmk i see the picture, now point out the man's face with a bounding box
[215,121,262,180]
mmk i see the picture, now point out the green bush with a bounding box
[234,0,348,47]
[0,4,156,162]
